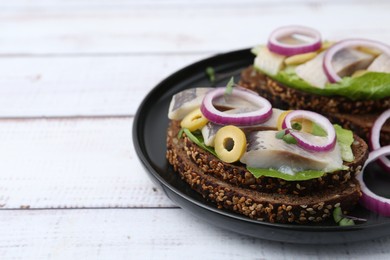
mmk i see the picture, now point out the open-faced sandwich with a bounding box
[239,26,390,146]
[166,84,369,224]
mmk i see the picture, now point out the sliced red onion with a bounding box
[267,25,322,56]
[200,87,272,126]
[357,146,390,216]
[370,109,390,172]
[323,39,390,83]
[281,110,336,152]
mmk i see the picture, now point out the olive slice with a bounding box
[214,125,247,163]
[180,108,208,132]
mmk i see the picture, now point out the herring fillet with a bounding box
[295,48,375,88]
[201,108,284,147]
[168,88,264,121]
[295,52,328,88]
[254,47,285,76]
[367,53,390,73]
[201,122,223,146]
[332,48,375,77]
[240,131,343,174]
[168,88,212,120]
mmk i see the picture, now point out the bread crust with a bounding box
[169,121,367,196]
[239,66,390,145]
[166,123,362,224]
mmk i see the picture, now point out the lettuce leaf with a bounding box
[271,70,390,101]
[183,129,217,157]
[182,124,354,181]
[247,167,324,181]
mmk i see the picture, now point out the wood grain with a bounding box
[0,208,390,259]
[2,0,390,258]
[0,54,208,117]
[1,2,389,54]
[0,118,174,209]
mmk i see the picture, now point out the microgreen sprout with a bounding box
[206,67,216,83]
[333,207,367,226]
[225,77,235,95]
[275,129,298,144]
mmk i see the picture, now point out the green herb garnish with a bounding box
[205,67,216,83]
[333,207,355,226]
[333,207,367,226]
[177,128,185,139]
[275,129,287,139]
[283,133,298,144]
[333,207,344,223]
[275,129,297,144]
[339,218,355,226]
[183,128,217,157]
[291,122,302,131]
[225,76,234,95]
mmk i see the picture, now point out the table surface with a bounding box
[1,0,390,259]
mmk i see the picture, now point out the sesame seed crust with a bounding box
[166,123,362,224]
[170,120,367,196]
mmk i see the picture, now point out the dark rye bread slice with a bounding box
[169,120,367,196]
[239,66,390,146]
[166,124,361,224]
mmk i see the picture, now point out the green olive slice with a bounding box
[180,108,208,132]
[214,125,247,163]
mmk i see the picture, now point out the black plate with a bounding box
[133,48,390,244]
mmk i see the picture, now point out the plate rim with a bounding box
[132,48,390,238]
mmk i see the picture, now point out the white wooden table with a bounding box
[1,0,390,259]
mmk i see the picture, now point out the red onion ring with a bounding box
[281,110,336,152]
[200,87,272,126]
[267,25,322,56]
[370,109,390,172]
[357,146,390,216]
[323,39,390,83]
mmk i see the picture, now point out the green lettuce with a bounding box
[270,69,390,101]
[247,168,324,181]
[183,129,217,157]
[182,123,354,181]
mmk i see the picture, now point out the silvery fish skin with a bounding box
[168,87,264,121]
[332,48,375,77]
[240,131,343,174]
[367,53,390,73]
[241,108,284,130]
[295,52,328,88]
[168,88,212,120]
[201,108,285,147]
[295,49,375,88]
[254,47,285,76]
[212,94,258,110]
[201,122,223,146]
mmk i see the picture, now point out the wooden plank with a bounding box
[2,0,388,11]
[0,208,390,259]
[0,54,208,117]
[0,118,175,209]
[1,3,390,54]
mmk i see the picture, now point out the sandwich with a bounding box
[239,26,390,145]
[166,85,368,224]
